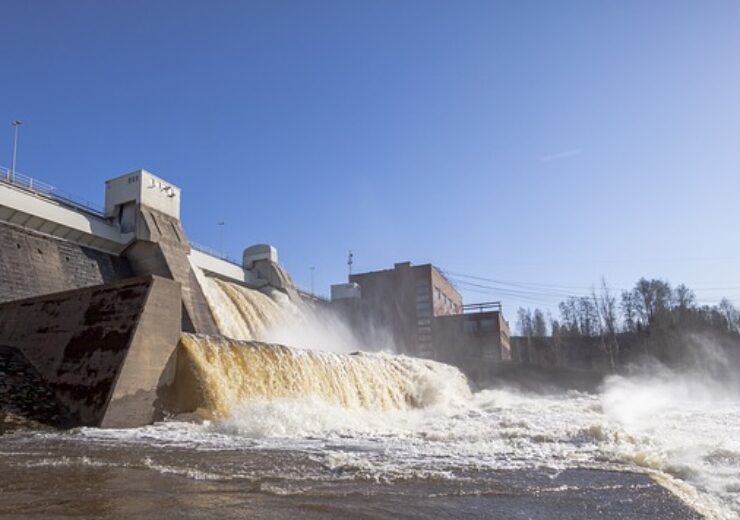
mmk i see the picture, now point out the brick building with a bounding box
[434,302,511,381]
[333,261,510,380]
[346,262,461,357]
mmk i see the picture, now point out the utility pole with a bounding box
[10,120,22,182]
[347,250,353,278]
[218,221,225,257]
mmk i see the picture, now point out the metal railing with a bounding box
[180,243,325,305]
[0,165,105,216]
[190,241,328,301]
[296,287,330,303]
[189,241,242,266]
[463,301,502,313]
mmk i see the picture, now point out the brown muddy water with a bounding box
[0,430,698,519]
[1,333,734,518]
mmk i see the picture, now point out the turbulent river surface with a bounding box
[2,365,738,518]
[1,275,738,518]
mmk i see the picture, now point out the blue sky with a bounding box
[2,1,740,316]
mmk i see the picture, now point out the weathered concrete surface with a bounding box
[123,206,219,335]
[0,346,74,429]
[100,276,182,428]
[0,179,132,254]
[0,186,217,337]
[0,221,133,304]
[0,275,181,428]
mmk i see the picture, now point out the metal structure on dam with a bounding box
[0,166,299,428]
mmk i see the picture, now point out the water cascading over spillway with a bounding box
[198,274,299,341]
[173,334,472,418]
[182,270,471,418]
[196,270,387,353]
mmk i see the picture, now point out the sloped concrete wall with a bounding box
[123,206,218,335]
[0,275,181,428]
[0,221,132,304]
[101,276,182,427]
[0,346,75,429]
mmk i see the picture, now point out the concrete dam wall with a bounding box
[0,168,302,429]
[0,221,132,304]
[0,276,181,428]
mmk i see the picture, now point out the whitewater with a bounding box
[2,273,738,518]
[3,370,735,517]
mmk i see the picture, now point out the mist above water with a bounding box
[198,273,395,354]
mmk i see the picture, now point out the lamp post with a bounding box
[218,221,225,257]
[10,120,22,182]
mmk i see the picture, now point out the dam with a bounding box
[0,167,725,518]
[0,166,372,428]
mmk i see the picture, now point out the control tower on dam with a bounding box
[0,166,300,429]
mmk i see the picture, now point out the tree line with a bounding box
[516,278,740,370]
[517,278,740,338]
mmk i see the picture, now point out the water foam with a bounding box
[23,374,730,517]
[176,268,740,516]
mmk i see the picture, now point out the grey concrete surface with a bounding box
[0,221,132,304]
[0,276,181,428]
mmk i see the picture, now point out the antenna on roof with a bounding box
[347,250,353,278]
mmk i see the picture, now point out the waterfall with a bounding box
[196,270,391,353]
[172,334,471,417]
[177,269,468,419]
[198,274,301,341]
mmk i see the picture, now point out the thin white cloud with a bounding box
[540,148,583,163]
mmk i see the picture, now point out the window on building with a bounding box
[464,321,478,334]
[480,319,497,332]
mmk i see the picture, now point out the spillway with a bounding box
[172,333,472,417]
[196,269,389,354]
[198,275,297,341]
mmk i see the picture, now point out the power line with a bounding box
[442,268,740,310]
[442,268,608,292]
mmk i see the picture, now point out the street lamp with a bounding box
[10,120,22,182]
[218,221,225,257]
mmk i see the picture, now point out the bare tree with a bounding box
[633,278,672,328]
[621,290,637,332]
[674,284,696,310]
[719,298,740,332]
[559,297,580,335]
[595,279,619,370]
[516,307,534,337]
[549,276,740,372]
[532,309,547,337]
[577,296,599,336]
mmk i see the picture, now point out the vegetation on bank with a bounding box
[515,279,740,372]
